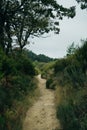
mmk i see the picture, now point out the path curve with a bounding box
[23,75,60,130]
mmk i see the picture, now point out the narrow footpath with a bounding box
[23,75,60,130]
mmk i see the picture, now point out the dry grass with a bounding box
[55,86,64,106]
[21,77,41,125]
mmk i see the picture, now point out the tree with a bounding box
[67,42,78,56]
[0,0,26,54]
[0,0,76,54]
[76,0,87,9]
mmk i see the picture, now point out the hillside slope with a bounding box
[24,50,54,62]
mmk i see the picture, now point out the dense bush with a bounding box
[16,57,35,76]
[54,44,87,88]
[54,58,68,73]
[0,48,36,130]
[75,40,87,73]
[64,64,86,88]
[57,93,87,130]
[46,78,56,90]
[57,101,80,130]
[53,40,87,130]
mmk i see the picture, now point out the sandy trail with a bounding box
[23,75,60,130]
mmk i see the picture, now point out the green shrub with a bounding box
[57,101,80,130]
[57,91,87,130]
[75,40,87,73]
[0,49,36,130]
[0,55,17,77]
[46,78,56,90]
[0,86,9,111]
[54,58,69,73]
[46,79,52,89]
[54,41,87,130]
[74,94,87,130]
[0,114,6,130]
[64,64,86,88]
[16,57,35,76]
[10,75,36,100]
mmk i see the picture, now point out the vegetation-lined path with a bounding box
[23,75,60,130]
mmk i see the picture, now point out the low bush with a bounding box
[46,79,53,89]
[57,93,87,130]
[16,57,35,76]
[57,101,80,130]
[53,41,87,130]
[46,78,56,90]
[54,58,69,73]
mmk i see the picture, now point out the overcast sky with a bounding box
[27,0,87,58]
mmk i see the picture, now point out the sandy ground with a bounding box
[23,75,61,130]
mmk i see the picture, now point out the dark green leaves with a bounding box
[0,0,76,53]
[76,0,87,9]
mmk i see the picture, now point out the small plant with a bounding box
[46,78,56,90]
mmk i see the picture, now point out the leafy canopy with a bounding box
[0,0,75,53]
[76,0,87,9]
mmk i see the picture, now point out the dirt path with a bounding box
[23,75,60,130]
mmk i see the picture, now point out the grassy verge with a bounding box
[55,84,87,130]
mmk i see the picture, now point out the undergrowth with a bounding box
[0,49,39,130]
[43,40,87,130]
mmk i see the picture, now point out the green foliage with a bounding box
[24,50,54,62]
[52,40,87,130]
[54,58,68,73]
[46,78,55,89]
[40,61,56,79]
[0,114,5,130]
[76,0,87,9]
[57,91,87,130]
[1,56,16,77]
[67,42,78,56]
[54,40,87,88]
[0,48,36,130]
[10,75,36,99]
[16,56,35,76]
[0,0,75,53]
[57,101,80,130]
[0,85,10,111]
[37,54,54,62]
[75,40,87,73]
[65,66,86,88]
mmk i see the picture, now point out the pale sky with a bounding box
[27,0,87,58]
